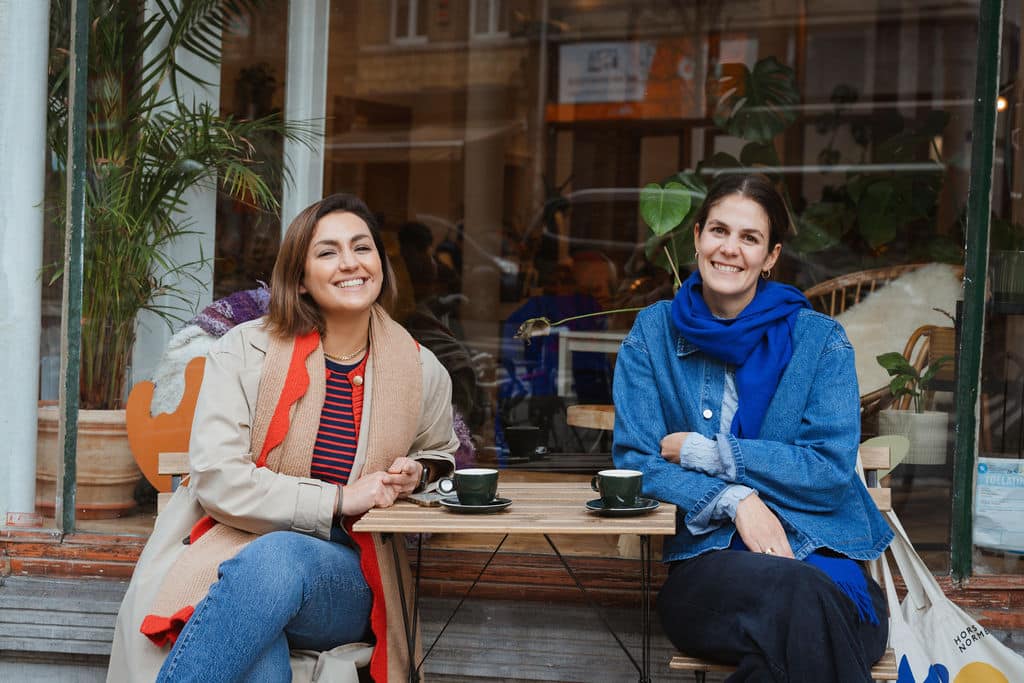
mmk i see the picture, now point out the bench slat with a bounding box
[869,487,892,512]
[859,446,891,470]
[157,452,189,476]
[670,648,897,680]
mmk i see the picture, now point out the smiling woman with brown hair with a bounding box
[108,194,458,683]
[613,174,893,681]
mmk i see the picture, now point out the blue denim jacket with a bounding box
[612,301,893,562]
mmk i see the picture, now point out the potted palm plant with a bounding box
[876,349,952,465]
[36,0,312,518]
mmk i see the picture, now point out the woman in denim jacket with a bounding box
[613,174,892,681]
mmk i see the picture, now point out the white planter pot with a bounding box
[878,409,950,465]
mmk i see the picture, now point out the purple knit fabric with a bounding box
[188,285,271,337]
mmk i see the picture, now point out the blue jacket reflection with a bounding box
[612,302,893,562]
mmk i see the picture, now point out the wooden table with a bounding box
[354,482,676,683]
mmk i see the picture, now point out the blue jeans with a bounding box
[157,528,372,683]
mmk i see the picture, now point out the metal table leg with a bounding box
[641,533,652,683]
[543,534,645,680]
[388,532,510,681]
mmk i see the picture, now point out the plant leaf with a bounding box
[640,182,692,236]
[709,57,799,143]
[876,352,916,377]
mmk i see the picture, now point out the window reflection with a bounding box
[305,0,986,570]
[976,18,1024,575]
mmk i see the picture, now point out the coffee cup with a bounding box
[590,469,642,508]
[505,425,545,460]
[437,468,499,506]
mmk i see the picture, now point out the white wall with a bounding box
[0,0,50,521]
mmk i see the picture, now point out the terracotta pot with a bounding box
[878,409,950,466]
[35,404,142,519]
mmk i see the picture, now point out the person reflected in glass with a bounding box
[613,174,891,681]
[397,220,486,433]
[108,194,458,682]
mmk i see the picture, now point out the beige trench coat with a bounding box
[107,320,458,682]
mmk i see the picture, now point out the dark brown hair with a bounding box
[266,194,397,337]
[693,173,791,249]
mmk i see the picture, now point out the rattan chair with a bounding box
[890,324,957,411]
[803,263,932,316]
[801,264,963,420]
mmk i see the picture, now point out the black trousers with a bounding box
[657,550,889,683]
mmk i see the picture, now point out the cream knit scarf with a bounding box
[144,305,423,680]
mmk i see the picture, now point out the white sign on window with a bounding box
[558,42,657,104]
[974,457,1024,553]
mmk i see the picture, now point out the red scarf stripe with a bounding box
[256,331,320,467]
[345,520,389,681]
[140,606,195,646]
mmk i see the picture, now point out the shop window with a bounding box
[33,0,999,583]
[391,0,428,44]
[470,0,508,40]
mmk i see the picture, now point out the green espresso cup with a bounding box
[590,469,643,508]
[437,468,499,506]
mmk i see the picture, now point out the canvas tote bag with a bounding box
[289,641,374,682]
[873,509,1024,683]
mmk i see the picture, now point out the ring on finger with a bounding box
[764,547,776,555]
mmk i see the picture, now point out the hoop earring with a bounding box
[761,269,772,280]
[694,251,700,261]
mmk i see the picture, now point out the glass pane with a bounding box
[216,1,288,297]
[395,0,410,39]
[41,2,155,535]
[37,1,289,537]
[973,17,1024,577]
[496,0,508,34]
[474,0,490,35]
[316,1,977,571]
[415,0,429,38]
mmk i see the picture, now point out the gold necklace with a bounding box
[324,343,367,363]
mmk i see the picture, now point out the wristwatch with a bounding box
[417,462,431,491]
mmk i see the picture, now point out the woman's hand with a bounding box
[340,471,402,516]
[386,457,424,495]
[660,432,690,464]
[734,493,794,558]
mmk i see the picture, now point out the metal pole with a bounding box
[952,0,1002,581]
[58,0,90,533]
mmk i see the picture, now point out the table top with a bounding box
[352,482,676,535]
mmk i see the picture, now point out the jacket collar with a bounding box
[675,333,700,357]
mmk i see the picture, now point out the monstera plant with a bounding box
[639,57,800,283]
[639,64,956,282]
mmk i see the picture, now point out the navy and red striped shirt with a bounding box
[311,353,368,486]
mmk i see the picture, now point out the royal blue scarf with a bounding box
[670,271,810,438]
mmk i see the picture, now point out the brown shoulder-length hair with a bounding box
[266,194,397,338]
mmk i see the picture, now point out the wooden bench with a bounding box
[157,451,189,513]
[567,405,899,681]
[668,444,898,682]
